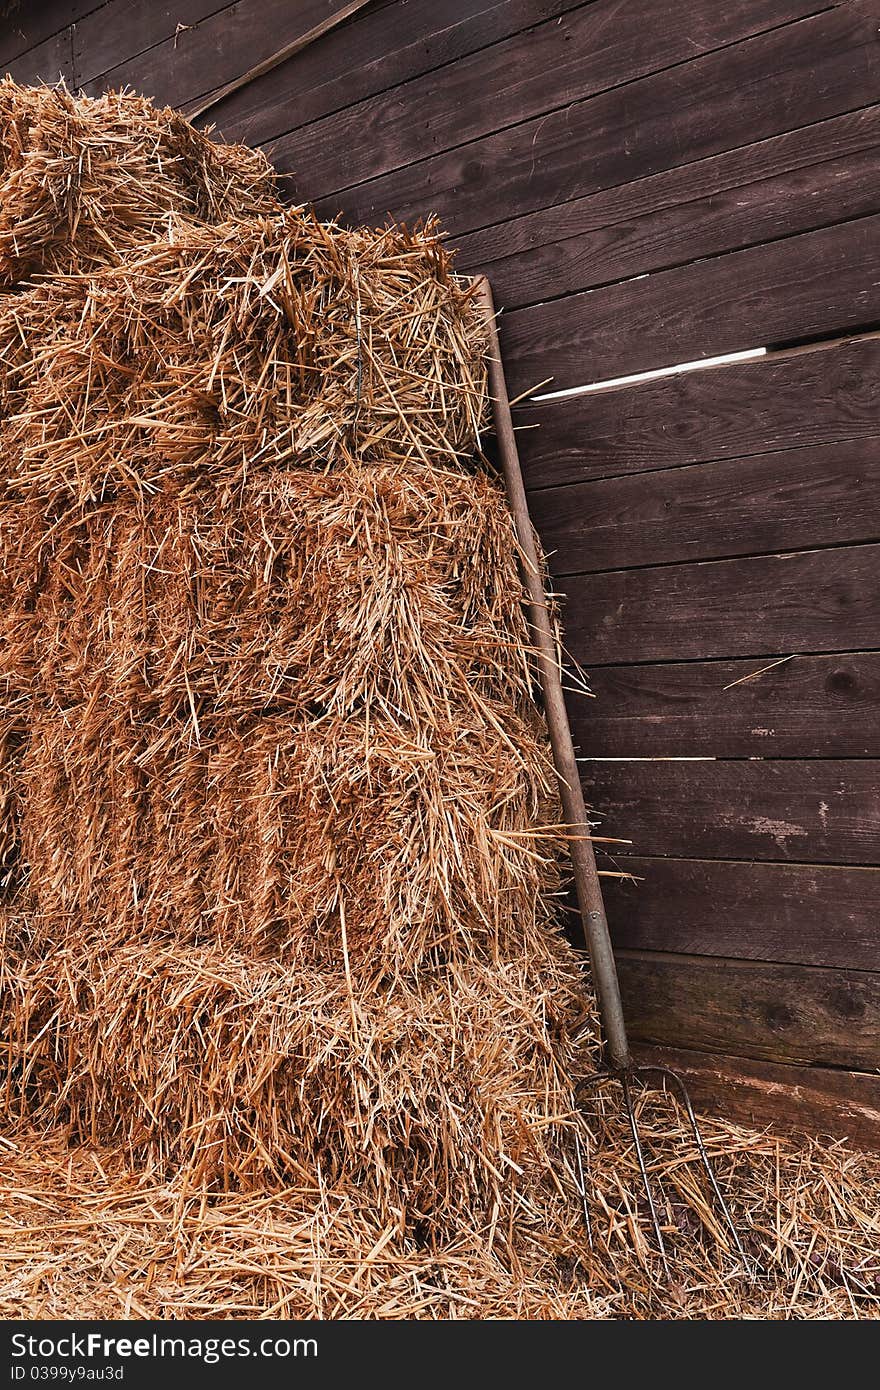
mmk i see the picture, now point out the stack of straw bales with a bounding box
[3,83,877,1321]
[0,82,588,1257]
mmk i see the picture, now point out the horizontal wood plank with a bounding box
[0,1,98,67]
[629,1043,880,1151]
[580,652,880,758]
[73,0,232,87]
[268,0,834,202]
[517,336,880,488]
[585,758,880,863]
[531,438,880,573]
[78,0,371,101]
[314,2,880,234]
[502,213,880,394]
[563,544,880,666]
[459,106,880,309]
[604,857,880,970]
[3,27,74,85]
[205,0,574,144]
[617,951,880,1069]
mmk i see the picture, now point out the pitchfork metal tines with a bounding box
[478,278,753,1282]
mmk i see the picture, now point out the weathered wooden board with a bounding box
[531,439,880,574]
[0,1,97,67]
[73,0,233,88]
[517,336,880,488]
[564,543,880,666]
[603,857,880,970]
[312,1,880,232]
[457,107,880,309]
[579,652,880,758]
[585,758,880,864]
[268,0,837,201]
[502,214,880,394]
[205,0,574,144]
[629,1043,880,1151]
[78,0,371,104]
[3,27,74,84]
[616,951,880,1069]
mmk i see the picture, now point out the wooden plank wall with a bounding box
[5,0,880,1147]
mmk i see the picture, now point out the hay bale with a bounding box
[1,1108,878,1319]
[0,211,486,507]
[12,696,583,1199]
[23,942,583,1218]
[0,80,278,286]
[10,464,530,723]
[0,77,528,1232]
[17,704,561,964]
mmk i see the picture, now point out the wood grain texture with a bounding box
[585,758,880,864]
[603,857,880,970]
[73,0,229,87]
[563,543,880,666]
[205,0,573,144]
[457,106,880,309]
[629,1043,880,1151]
[530,439,880,574]
[0,0,98,67]
[617,951,880,1069]
[517,336,880,488]
[3,26,74,84]
[312,1,878,233]
[268,0,834,200]
[579,652,880,758]
[78,0,369,104]
[501,213,880,394]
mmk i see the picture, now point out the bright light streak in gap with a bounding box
[535,347,767,401]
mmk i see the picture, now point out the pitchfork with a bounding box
[476,278,750,1280]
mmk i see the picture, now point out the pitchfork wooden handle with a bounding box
[476,276,631,1072]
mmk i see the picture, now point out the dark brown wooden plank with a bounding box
[579,653,880,758]
[585,758,880,864]
[73,0,230,87]
[78,0,370,103]
[459,107,880,309]
[314,1,878,234]
[0,0,98,67]
[205,0,574,144]
[502,214,880,394]
[517,335,880,488]
[603,857,880,970]
[268,0,834,202]
[616,951,880,1069]
[531,439,880,574]
[563,544,880,666]
[629,1043,880,1151]
[3,26,73,84]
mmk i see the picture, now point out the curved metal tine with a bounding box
[636,1065,755,1276]
[573,1128,594,1252]
[575,1069,614,1095]
[621,1071,670,1281]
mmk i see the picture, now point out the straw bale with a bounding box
[0,80,278,286]
[16,702,560,964]
[5,464,530,723]
[8,695,582,1199]
[0,211,487,507]
[2,78,876,1322]
[18,943,585,1217]
[0,1114,877,1319]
